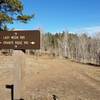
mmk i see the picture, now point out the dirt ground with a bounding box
[0,52,100,100]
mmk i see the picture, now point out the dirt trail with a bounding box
[0,54,100,100]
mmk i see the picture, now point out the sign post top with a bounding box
[0,30,40,50]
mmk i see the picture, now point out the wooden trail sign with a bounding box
[0,30,40,49]
[3,30,40,100]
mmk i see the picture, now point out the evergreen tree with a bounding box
[0,0,34,31]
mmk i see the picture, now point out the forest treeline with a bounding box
[41,32,100,65]
[1,31,100,66]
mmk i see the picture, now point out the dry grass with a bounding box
[0,52,100,100]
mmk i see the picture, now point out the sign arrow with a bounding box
[30,41,35,45]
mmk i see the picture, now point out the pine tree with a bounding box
[0,0,34,31]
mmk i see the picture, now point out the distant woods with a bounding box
[41,31,100,65]
[0,31,100,66]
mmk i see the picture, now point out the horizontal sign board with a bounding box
[0,30,40,49]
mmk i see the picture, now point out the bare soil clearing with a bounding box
[0,53,100,100]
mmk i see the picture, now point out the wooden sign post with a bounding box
[2,30,40,100]
[5,84,14,100]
